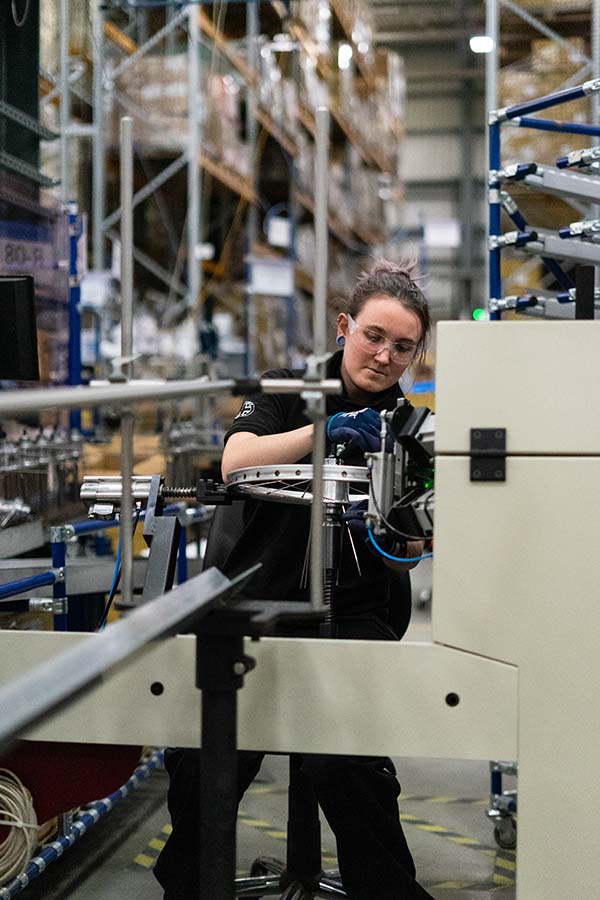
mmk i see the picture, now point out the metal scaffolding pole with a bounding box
[593,0,600,294]
[485,0,500,308]
[59,0,70,202]
[187,4,202,312]
[92,0,106,269]
[309,106,330,614]
[245,0,260,376]
[120,116,135,609]
[458,0,474,317]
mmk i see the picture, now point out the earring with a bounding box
[336,335,345,347]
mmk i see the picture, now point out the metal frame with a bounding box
[487,77,600,317]
[485,0,600,320]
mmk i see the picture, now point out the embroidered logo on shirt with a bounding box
[235,400,256,418]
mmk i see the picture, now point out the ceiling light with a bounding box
[469,35,495,54]
[338,43,353,70]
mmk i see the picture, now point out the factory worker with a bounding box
[154,258,434,900]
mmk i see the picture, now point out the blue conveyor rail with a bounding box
[0,572,56,602]
[0,749,165,899]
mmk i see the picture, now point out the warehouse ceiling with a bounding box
[372,0,594,68]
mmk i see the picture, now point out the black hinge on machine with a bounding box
[470,428,506,482]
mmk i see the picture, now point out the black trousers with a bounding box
[153,617,434,900]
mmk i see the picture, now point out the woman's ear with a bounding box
[336,313,348,345]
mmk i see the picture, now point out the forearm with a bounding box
[383,540,425,572]
[221,425,315,481]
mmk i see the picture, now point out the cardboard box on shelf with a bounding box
[499,39,591,167]
[112,53,250,170]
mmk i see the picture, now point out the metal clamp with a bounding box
[489,230,537,250]
[559,219,600,240]
[499,192,518,215]
[470,429,506,482]
[50,524,76,543]
[496,163,538,182]
[583,77,600,95]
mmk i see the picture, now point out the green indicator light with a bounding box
[423,481,433,490]
[472,308,487,321]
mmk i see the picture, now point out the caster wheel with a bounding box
[416,588,432,609]
[494,817,517,850]
[250,856,284,877]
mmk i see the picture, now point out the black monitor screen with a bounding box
[0,275,40,381]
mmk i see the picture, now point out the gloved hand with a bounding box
[342,499,406,557]
[327,407,382,454]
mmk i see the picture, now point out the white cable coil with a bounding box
[0,770,38,886]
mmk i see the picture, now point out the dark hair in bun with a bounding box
[344,258,431,363]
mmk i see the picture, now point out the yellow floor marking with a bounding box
[448,836,481,846]
[149,838,166,851]
[400,813,419,821]
[240,818,272,827]
[133,853,155,868]
[266,830,287,839]
[495,857,516,872]
[161,824,172,835]
[246,785,279,795]
[418,824,450,833]
[433,882,472,890]
[493,872,514,885]
[322,856,338,865]
[429,797,457,804]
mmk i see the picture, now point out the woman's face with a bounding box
[337,294,422,399]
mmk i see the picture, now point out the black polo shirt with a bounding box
[220,351,410,626]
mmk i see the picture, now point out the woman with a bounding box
[154,259,434,900]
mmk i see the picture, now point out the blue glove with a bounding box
[327,407,382,453]
[342,498,370,537]
[342,499,406,557]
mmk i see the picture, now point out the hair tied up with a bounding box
[368,257,420,282]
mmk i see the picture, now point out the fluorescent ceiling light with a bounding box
[338,42,353,70]
[469,35,495,53]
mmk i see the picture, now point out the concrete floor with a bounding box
[16,562,517,900]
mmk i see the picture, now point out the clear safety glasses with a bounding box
[347,315,418,365]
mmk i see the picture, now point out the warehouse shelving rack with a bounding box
[45,0,403,373]
[484,0,600,321]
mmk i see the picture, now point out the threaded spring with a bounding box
[162,485,196,498]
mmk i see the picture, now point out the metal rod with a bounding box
[483,0,498,316]
[50,536,68,632]
[485,0,499,115]
[187,5,202,313]
[500,83,596,121]
[120,412,135,607]
[59,0,70,202]
[120,116,135,608]
[592,0,600,294]
[0,378,341,417]
[488,121,502,318]
[92,0,105,268]
[120,118,135,373]
[245,0,260,376]
[106,228,188,298]
[513,117,600,137]
[68,201,83,430]
[110,8,189,82]
[309,106,331,614]
[499,0,591,68]
[0,572,56,602]
[313,107,329,358]
[102,153,188,232]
